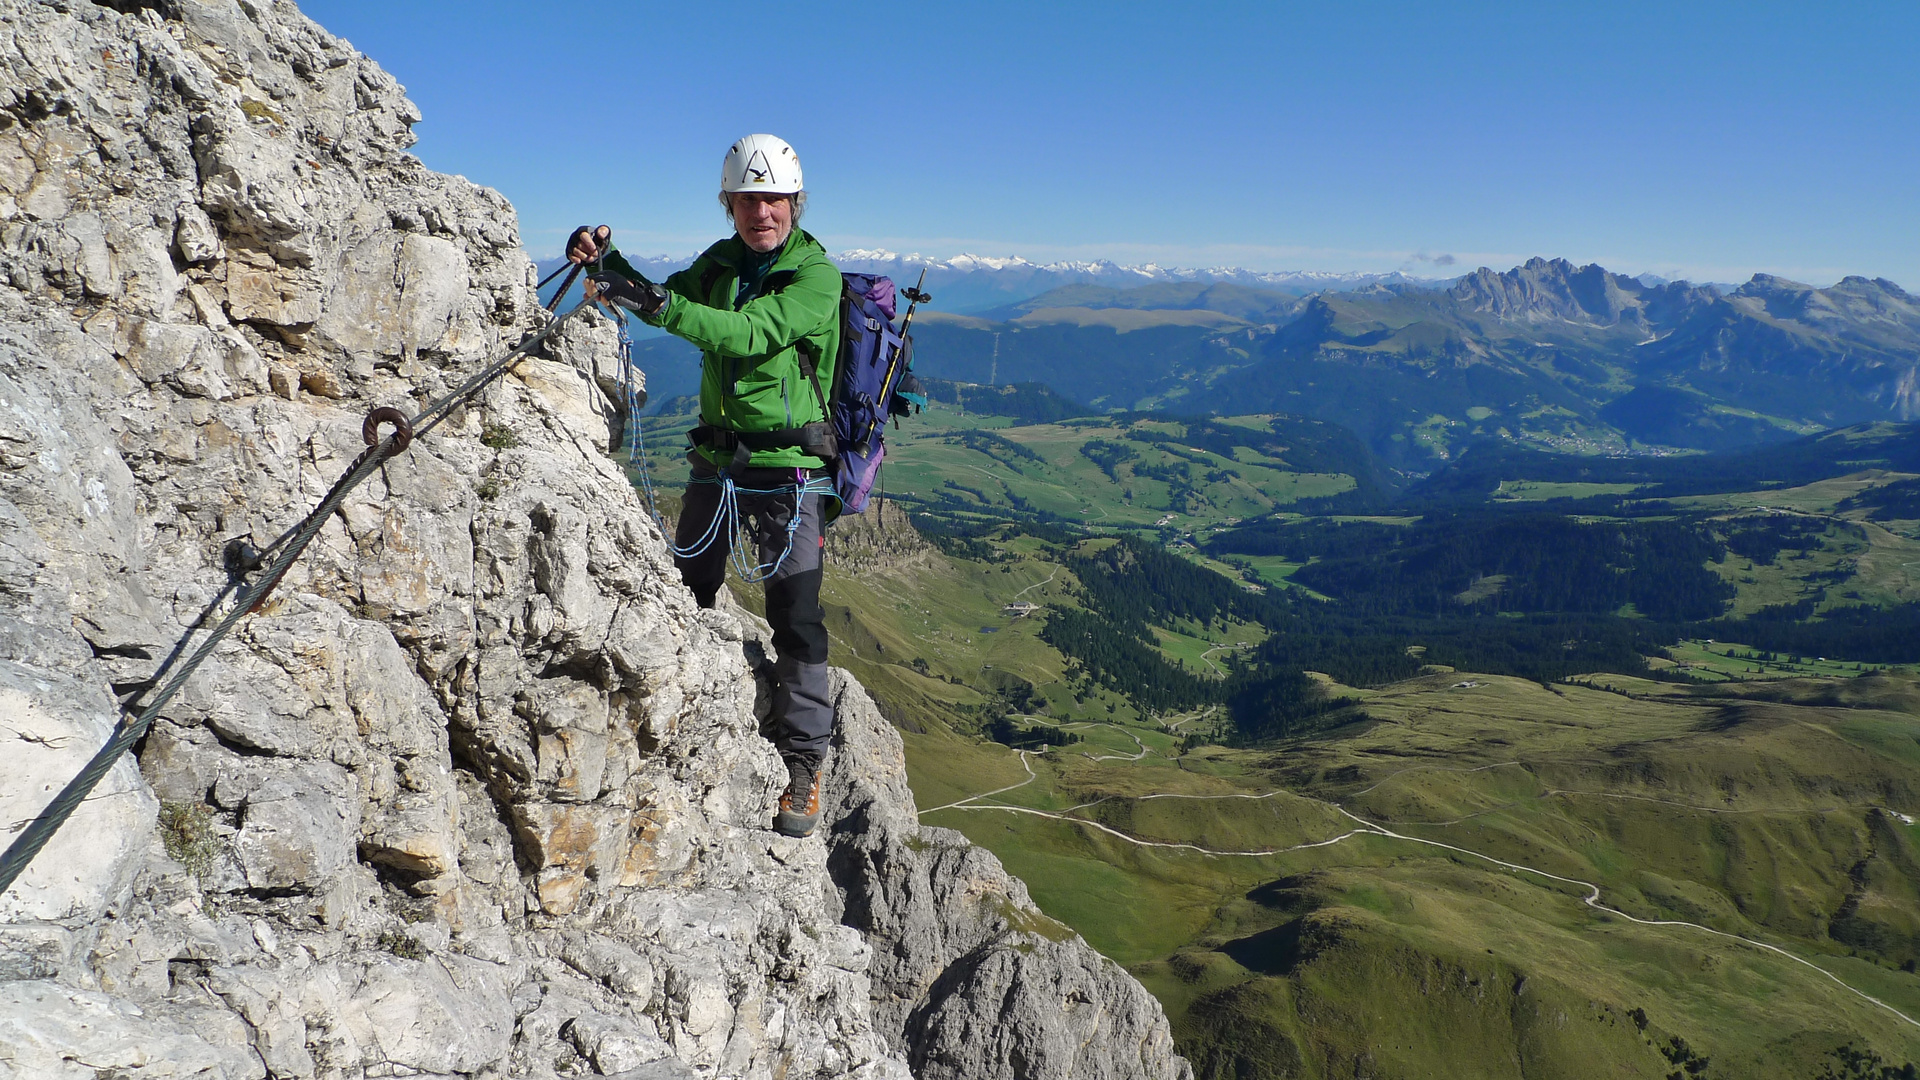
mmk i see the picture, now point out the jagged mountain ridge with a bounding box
[1637,273,1920,419]
[0,2,1190,1078]
[1447,255,1714,328]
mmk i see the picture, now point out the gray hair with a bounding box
[719,190,807,225]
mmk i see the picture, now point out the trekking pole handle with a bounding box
[901,268,931,306]
[898,268,931,336]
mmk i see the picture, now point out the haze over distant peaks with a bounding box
[835,250,1441,312]
[835,249,1432,287]
[579,249,1443,314]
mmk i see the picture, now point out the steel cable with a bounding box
[0,298,595,897]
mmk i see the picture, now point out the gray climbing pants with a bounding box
[674,454,833,767]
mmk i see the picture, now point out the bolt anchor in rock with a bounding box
[362,405,414,453]
[223,536,265,580]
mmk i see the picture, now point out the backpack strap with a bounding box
[698,261,727,304]
[795,339,831,419]
[788,275,862,424]
[689,421,837,476]
[690,425,819,452]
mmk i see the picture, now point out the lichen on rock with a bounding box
[0,2,1189,1078]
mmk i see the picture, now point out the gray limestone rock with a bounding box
[0,979,263,1080]
[821,675,1192,1080]
[0,1,1189,1078]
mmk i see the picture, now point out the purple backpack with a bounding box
[820,273,926,514]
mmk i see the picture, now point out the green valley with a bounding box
[930,671,1920,1079]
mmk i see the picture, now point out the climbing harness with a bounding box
[0,298,599,898]
[607,303,829,585]
[677,472,836,584]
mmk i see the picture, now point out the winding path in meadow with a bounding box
[921,737,1920,1030]
[1010,571,1056,600]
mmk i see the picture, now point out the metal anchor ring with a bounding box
[362,407,414,454]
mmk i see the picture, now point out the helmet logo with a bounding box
[722,135,801,193]
[743,149,773,185]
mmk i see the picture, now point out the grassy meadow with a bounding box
[915,671,1920,1078]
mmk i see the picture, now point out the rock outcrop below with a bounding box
[0,2,1189,1078]
[823,674,1189,1080]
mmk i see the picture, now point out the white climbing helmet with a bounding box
[721,134,803,195]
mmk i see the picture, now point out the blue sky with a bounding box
[302,1,1919,287]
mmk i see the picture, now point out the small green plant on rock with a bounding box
[991,894,1075,943]
[476,477,501,500]
[239,98,282,124]
[376,929,425,961]
[480,423,518,450]
[158,801,219,880]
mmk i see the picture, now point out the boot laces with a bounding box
[784,758,817,812]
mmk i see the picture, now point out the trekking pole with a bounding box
[877,270,933,531]
[546,263,584,312]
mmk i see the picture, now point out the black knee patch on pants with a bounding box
[766,568,828,665]
[673,477,728,606]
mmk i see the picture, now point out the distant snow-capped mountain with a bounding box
[834,250,1441,312]
[534,248,1444,314]
[835,249,1426,286]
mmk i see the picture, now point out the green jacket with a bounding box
[604,230,841,470]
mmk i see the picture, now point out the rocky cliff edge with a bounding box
[0,2,1190,1078]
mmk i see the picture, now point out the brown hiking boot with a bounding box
[775,757,822,838]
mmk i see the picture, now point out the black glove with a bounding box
[567,224,610,264]
[589,273,669,317]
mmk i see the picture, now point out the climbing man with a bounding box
[570,134,840,839]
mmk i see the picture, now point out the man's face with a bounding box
[731,192,793,253]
